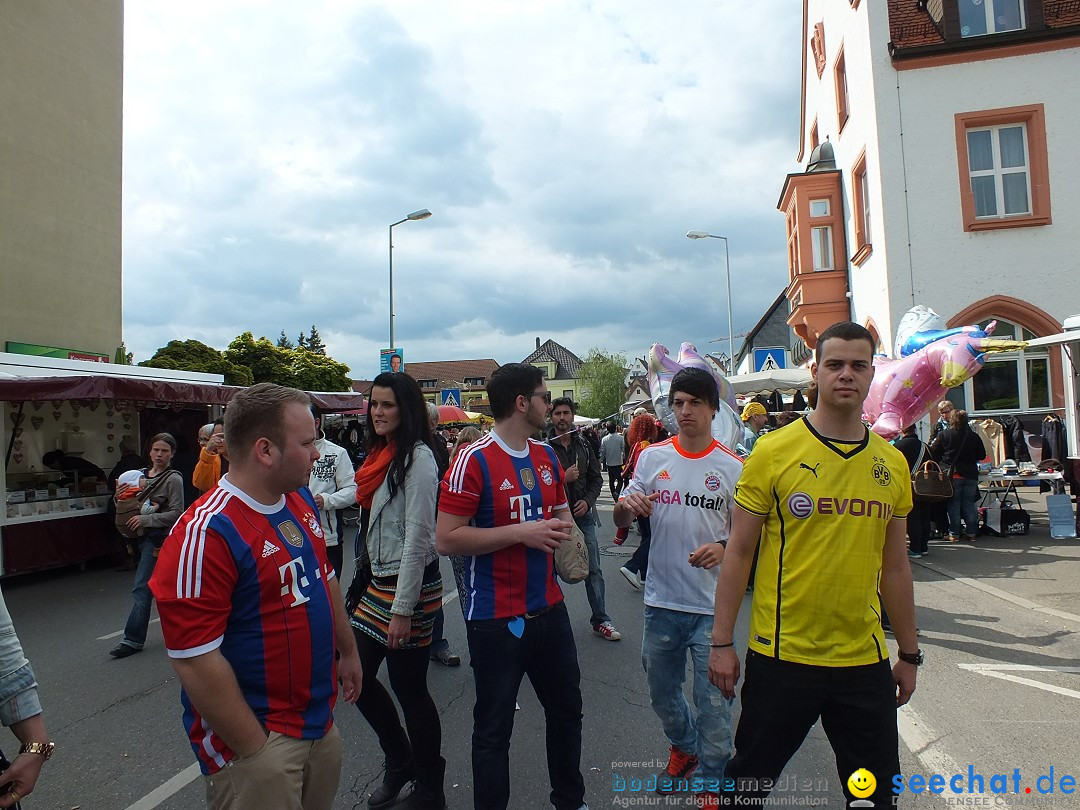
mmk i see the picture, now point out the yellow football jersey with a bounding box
[734,419,912,666]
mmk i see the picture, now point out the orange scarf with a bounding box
[354,441,396,509]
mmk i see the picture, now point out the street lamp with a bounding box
[389,208,432,350]
[686,230,734,374]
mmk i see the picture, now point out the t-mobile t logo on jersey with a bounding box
[508,494,538,523]
[278,557,323,607]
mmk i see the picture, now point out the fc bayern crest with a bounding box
[539,465,554,486]
[704,473,722,492]
[519,468,536,490]
[305,513,324,538]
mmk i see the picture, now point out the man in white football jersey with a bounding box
[614,368,742,808]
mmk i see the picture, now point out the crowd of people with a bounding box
[16,320,928,810]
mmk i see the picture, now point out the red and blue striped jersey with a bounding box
[149,476,338,775]
[440,431,567,620]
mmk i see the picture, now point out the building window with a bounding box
[959,0,1025,38]
[563,390,574,400]
[419,379,437,389]
[811,226,833,271]
[810,199,830,217]
[464,376,484,386]
[955,104,1050,232]
[947,319,1048,413]
[851,149,872,265]
[809,119,819,153]
[967,125,1030,218]
[834,45,849,133]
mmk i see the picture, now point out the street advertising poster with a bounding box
[380,348,405,373]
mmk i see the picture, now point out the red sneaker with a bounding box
[655,746,698,794]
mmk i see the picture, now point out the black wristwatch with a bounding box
[897,649,924,667]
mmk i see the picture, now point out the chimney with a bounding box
[535,337,541,349]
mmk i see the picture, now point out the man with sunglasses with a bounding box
[437,363,588,810]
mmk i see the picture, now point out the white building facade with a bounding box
[783,0,1080,415]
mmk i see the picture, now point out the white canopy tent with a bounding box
[727,368,812,397]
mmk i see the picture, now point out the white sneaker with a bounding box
[593,621,622,641]
[620,566,642,591]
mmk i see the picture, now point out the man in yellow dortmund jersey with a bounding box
[708,322,919,809]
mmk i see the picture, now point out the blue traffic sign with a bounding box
[752,347,787,372]
[440,388,462,408]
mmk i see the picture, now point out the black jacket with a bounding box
[930,427,984,480]
[547,431,602,521]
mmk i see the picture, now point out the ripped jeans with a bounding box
[642,606,735,785]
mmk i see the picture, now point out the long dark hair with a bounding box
[365,372,435,490]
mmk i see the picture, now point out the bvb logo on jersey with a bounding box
[519,468,536,490]
[872,462,891,486]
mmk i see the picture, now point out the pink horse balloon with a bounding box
[648,342,744,452]
[864,321,1026,439]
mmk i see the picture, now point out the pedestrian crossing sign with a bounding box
[752,347,787,372]
[441,389,461,408]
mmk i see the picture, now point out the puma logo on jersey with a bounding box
[499,479,513,491]
[799,462,821,479]
[261,540,279,558]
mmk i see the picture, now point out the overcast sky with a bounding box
[122,1,802,382]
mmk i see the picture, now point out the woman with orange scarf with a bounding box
[350,372,446,809]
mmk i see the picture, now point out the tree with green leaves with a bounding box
[225,332,297,386]
[139,339,253,386]
[577,349,628,420]
[292,349,351,391]
[305,325,326,355]
[276,330,294,349]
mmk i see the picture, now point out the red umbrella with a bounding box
[437,404,471,424]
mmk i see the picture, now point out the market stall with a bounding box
[1,359,365,576]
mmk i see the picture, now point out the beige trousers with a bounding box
[205,724,343,810]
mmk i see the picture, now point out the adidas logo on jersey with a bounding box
[499,479,513,491]
[261,540,279,558]
[657,470,671,480]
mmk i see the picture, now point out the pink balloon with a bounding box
[863,324,1026,439]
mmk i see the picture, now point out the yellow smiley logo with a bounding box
[847,768,876,799]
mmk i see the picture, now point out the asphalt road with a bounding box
[7,488,1080,809]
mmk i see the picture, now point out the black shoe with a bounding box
[109,643,141,658]
[369,757,416,808]
[429,648,461,667]
[397,757,447,809]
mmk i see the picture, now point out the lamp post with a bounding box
[686,230,734,374]
[389,208,432,350]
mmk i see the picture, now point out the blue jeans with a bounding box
[642,606,735,786]
[466,601,585,810]
[430,607,449,655]
[122,539,158,650]
[947,477,979,536]
[577,514,609,627]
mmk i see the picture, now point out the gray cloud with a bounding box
[123,1,802,378]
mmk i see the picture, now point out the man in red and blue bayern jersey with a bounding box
[150,383,362,810]
[437,363,589,810]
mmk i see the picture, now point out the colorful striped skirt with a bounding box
[351,559,442,649]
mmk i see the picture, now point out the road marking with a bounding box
[919,560,1080,625]
[898,706,1011,809]
[98,618,159,641]
[443,592,457,606]
[124,762,201,810]
[958,663,1080,701]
